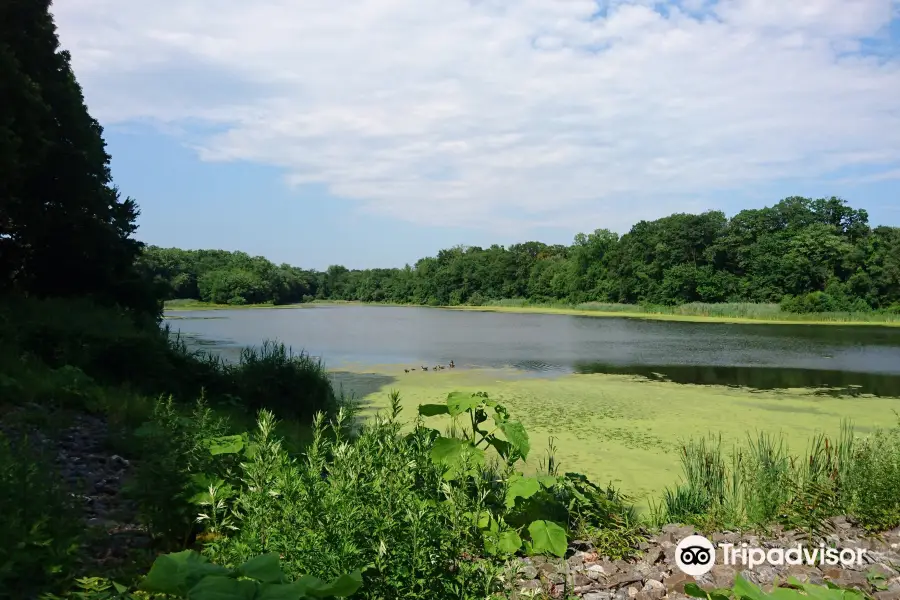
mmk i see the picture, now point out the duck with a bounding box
[422,366,429,371]
[449,360,455,368]
[404,368,410,373]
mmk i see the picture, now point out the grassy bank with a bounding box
[453,299,900,326]
[164,297,900,326]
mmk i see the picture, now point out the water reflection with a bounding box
[574,362,900,397]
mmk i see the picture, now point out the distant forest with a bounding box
[140,196,900,312]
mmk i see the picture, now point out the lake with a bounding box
[165,305,900,397]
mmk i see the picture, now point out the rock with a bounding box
[605,572,644,590]
[875,592,900,600]
[665,572,696,594]
[710,564,737,588]
[586,564,608,581]
[520,564,538,580]
[754,565,778,584]
[644,546,664,565]
[642,579,666,600]
[539,561,561,579]
[583,593,612,600]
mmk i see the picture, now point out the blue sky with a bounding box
[55,0,900,270]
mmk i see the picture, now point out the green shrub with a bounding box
[780,292,840,313]
[231,341,343,422]
[126,396,243,548]
[844,423,900,531]
[0,432,81,599]
[204,397,502,600]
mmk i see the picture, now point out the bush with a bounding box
[231,341,343,422]
[126,396,242,548]
[0,432,81,598]
[780,292,840,313]
[844,423,900,531]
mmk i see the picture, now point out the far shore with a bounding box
[163,299,900,327]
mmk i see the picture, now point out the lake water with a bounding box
[164,305,900,396]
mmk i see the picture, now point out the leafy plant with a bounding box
[138,550,362,599]
[0,432,81,599]
[418,391,637,560]
[204,396,503,600]
[127,395,245,547]
[683,574,866,600]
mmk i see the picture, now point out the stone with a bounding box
[665,572,696,594]
[626,585,640,598]
[605,572,644,590]
[586,564,608,577]
[520,564,538,580]
[875,592,900,600]
[754,565,778,584]
[538,561,560,578]
[583,593,612,600]
[642,579,666,600]
[710,564,737,588]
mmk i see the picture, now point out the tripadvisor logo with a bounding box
[676,535,716,576]
[675,535,869,576]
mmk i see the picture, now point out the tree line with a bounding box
[141,196,900,311]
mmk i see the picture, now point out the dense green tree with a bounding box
[1,0,158,317]
[142,197,898,313]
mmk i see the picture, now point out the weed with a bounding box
[0,432,81,599]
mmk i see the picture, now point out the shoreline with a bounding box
[164,299,900,327]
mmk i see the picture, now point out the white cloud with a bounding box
[52,0,900,232]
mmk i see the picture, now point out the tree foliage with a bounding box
[0,0,158,318]
[144,197,899,311]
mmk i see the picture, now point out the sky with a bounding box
[51,0,900,271]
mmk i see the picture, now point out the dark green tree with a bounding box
[0,0,158,317]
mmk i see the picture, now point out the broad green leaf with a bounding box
[446,391,482,417]
[431,436,467,463]
[139,551,230,595]
[710,593,731,600]
[430,436,485,480]
[294,570,364,598]
[238,553,284,583]
[499,421,530,459]
[684,583,710,599]
[538,475,558,488]
[188,575,257,600]
[258,584,305,600]
[496,529,523,555]
[203,434,244,456]
[112,582,128,594]
[418,403,449,417]
[487,437,511,459]
[527,520,568,558]
[476,512,491,529]
[505,476,541,508]
[733,575,767,600]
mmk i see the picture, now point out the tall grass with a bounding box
[480,298,900,323]
[656,420,900,535]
